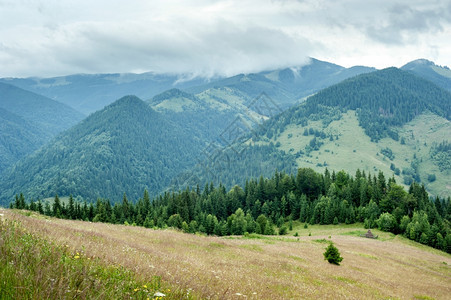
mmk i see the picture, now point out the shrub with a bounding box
[279,226,287,235]
[377,212,396,232]
[323,242,343,265]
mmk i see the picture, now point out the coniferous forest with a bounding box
[12,167,451,253]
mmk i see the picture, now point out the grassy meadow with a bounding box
[271,110,451,198]
[1,208,450,299]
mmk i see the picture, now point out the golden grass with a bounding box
[2,209,450,299]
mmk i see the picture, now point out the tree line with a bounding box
[11,167,451,253]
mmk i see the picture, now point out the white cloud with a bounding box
[0,0,450,77]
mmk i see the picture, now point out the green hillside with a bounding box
[0,108,48,173]
[402,59,451,91]
[187,58,375,109]
[189,68,451,197]
[0,82,84,135]
[0,82,85,173]
[0,96,204,205]
[272,110,451,198]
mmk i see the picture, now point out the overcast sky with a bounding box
[0,0,450,78]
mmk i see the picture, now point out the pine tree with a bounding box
[323,242,343,265]
[52,194,61,217]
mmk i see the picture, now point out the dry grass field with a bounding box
[1,209,450,299]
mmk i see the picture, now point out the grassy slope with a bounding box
[2,209,450,299]
[271,110,451,197]
[0,210,185,300]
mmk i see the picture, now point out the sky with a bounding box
[0,0,450,78]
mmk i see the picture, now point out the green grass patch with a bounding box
[354,252,379,260]
[414,295,436,300]
[313,238,329,244]
[240,244,263,252]
[334,276,357,284]
[288,255,306,262]
[208,242,225,248]
[0,219,186,300]
[340,230,366,236]
[228,233,302,243]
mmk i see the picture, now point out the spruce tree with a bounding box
[323,242,343,265]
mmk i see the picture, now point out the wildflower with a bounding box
[74,255,80,259]
[134,288,139,292]
[143,284,147,289]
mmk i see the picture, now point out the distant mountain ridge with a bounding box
[0,73,216,115]
[0,108,47,173]
[186,58,376,110]
[0,58,375,115]
[0,82,84,173]
[0,82,85,135]
[402,58,451,91]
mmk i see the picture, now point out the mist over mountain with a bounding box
[0,58,374,115]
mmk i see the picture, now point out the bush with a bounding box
[323,242,343,265]
[279,226,287,235]
[377,212,396,232]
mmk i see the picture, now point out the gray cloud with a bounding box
[0,0,450,77]
[364,2,451,44]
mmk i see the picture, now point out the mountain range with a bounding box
[0,58,450,205]
[0,58,375,115]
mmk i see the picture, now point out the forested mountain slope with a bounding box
[185,68,451,197]
[0,82,84,135]
[0,82,84,173]
[402,59,451,92]
[0,108,48,173]
[0,96,204,205]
